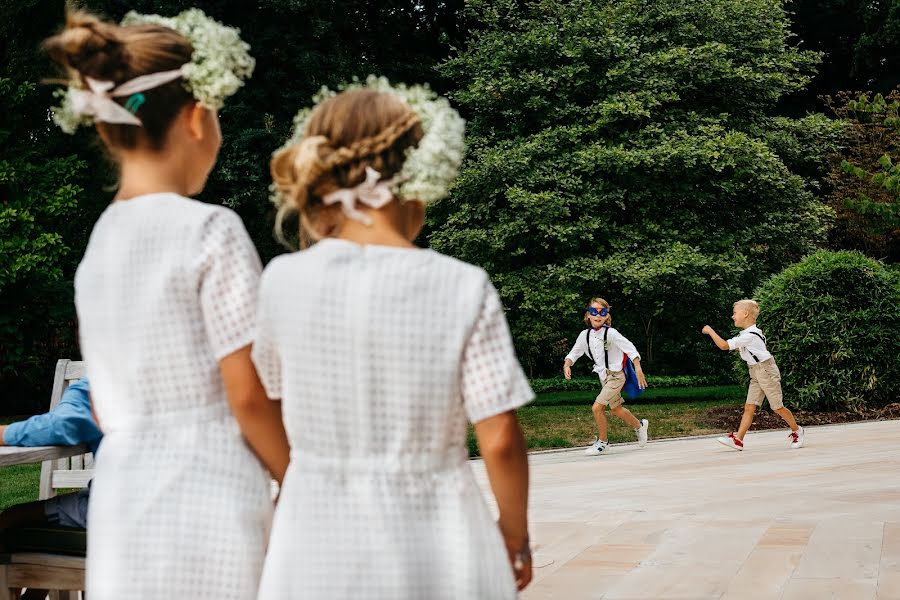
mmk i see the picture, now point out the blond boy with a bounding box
[702,300,804,451]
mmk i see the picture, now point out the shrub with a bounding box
[529,374,735,394]
[754,250,900,411]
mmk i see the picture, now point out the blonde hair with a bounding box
[44,9,194,150]
[583,297,612,327]
[733,299,760,320]
[271,89,424,247]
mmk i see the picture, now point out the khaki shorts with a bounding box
[747,358,784,410]
[595,370,626,409]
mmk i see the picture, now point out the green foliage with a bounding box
[824,89,900,261]
[433,0,832,376]
[788,0,900,96]
[0,0,467,409]
[529,374,736,394]
[755,251,900,411]
[0,76,85,411]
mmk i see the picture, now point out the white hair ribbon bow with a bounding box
[68,65,189,126]
[322,167,396,225]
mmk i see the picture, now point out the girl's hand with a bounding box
[563,363,572,380]
[502,532,533,591]
[701,325,713,335]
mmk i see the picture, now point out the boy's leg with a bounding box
[736,404,758,440]
[774,407,799,430]
[759,360,799,432]
[597,372,633,431]
[591,402,609,441]
[736,366,766,440]
[611,405,641,429]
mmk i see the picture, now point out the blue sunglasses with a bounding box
[588,307,609,317]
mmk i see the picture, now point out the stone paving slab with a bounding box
[471,420,900,599]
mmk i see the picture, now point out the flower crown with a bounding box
[51,8,254,134]
[273,75,466,209]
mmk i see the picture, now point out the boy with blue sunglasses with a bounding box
[563,298,649,455]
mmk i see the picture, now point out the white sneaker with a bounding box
[584,439,610,456]
[789,426,804,449]
[716,432,744,451]
[637,419,649,447]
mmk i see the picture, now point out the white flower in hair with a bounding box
[122,9,254,109]
[51,9,254,133]
[274,75,466,207]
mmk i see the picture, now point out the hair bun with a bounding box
[45,10,127,79]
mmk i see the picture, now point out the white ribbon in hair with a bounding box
[322,167,395,225]
[69,64,189,126]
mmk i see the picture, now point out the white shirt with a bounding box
[727,325,772,365]
[565,326,641,379]
[252,238,533,598]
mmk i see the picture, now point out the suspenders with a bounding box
[746,331,767,364]
[583,327,610,370]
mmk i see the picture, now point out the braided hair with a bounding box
[270,89,424,247]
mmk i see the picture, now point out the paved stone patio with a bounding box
[472,420,900,599]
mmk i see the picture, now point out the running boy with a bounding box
[563,298,649,455]
[702,299,804,451]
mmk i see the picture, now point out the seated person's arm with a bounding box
[1,378,100,447]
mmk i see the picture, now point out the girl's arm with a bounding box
[475,410,531,591]
[219,346,290,484]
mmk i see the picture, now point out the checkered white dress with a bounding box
[252,238,534,599]
[75,194,273,599]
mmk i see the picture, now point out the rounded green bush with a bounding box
[755,251,900,411]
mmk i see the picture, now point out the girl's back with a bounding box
[256,238,520,458]
[76,194,253,423]
[254,239,531,598]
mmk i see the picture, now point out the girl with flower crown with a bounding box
[45,9,288,599]
[254,79,533,597]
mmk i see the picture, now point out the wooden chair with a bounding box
[38,360,93,501]
[0,359,90,600]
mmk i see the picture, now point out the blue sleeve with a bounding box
[3,378,101,447]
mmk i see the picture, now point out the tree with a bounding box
[824,89,900,261]
[0,77,85,412]
[0,0,467,409]
[432,0,834,375]
[783,0,900,112]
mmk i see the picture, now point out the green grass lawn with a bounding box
[0,417,43,511]
[0,386,746,509]
[468,385,745,456]
[0,464,41,512]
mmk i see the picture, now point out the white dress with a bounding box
[75,193,273,599]
[252,238,534,599]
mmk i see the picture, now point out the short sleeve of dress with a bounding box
[197,209,263,361]
[251,268,282,400]
[460,279,535,424]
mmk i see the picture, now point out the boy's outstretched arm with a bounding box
[702,326,730,351]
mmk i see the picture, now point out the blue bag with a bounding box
[622,354,644,399]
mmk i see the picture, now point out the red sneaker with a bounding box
[789,426,805,449]
[716,432,744,451]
